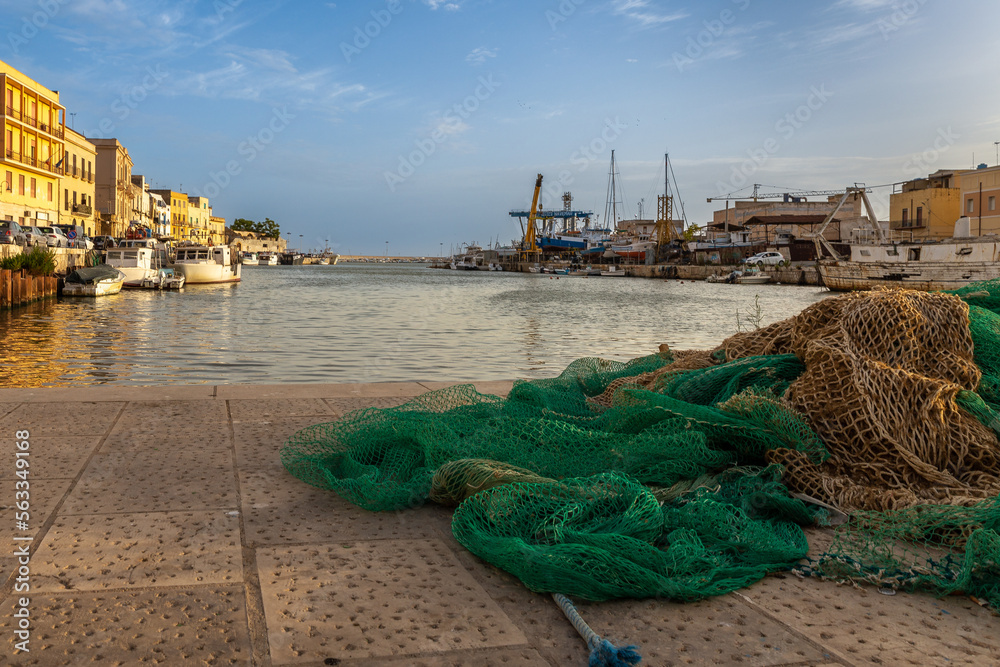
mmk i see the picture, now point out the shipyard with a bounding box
[4,3,1000,667]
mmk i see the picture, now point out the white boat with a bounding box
[139,267,185,290]
[600,265,626,277]
[104,246,160,288]
[173,245,242,284]
[811,188,1000,291]
[257,252,278,266]
[735,268,772,285]
[62,265,126,296]
[242,251,259,263]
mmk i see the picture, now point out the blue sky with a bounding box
[4,0,999,254]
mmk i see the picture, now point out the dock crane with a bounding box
[520,174,543,259]
[706,183,871,204]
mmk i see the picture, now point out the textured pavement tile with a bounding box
[0,437,102,480]
[228,398,335,422]
[234,417,328,472]
[740,571,1000,665]
[0,402,18,418]
[60,449,237,514]
[256,539,527,664]
[241,470,446,546]
[113,400,229,426]
[324,396,414,417]
[328,647,549,666]
[0,587,251,666]
[30,511,242,592]
[0,478,76,555]
[0,402,123,437]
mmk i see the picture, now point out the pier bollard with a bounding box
[12,271,21,307]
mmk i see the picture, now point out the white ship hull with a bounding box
[174,246,243,284]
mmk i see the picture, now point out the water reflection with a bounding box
[0,265,832,387]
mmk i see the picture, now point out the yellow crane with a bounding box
[521,173,543,258]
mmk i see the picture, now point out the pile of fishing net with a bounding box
[281,281,1000,611]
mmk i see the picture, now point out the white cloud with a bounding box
[425,0,462,10]
[465,47,498,65]
[612,0,687,27]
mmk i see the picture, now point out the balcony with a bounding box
[889,219,926,231]
[72,203,93,216]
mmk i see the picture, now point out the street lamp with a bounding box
[385,240,388,258]
[298,234,303,252]
[440,242,443,258]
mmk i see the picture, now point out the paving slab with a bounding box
[216,382,427,399]
[256,539,529,664]
[241,470,448,547]
[60,449,237,514]
[0,402,123,437]
[739,571,1000,666]
[234,416,332,472]
[29,511,243,592]
[324,396,415,417]
[416,380,514,397]
[0,385,216,403]
[228,398,336,422]
[0,436,102,480]
[0,478,76,556]
[0,586,251,666]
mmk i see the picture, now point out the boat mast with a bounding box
[604,150,621,232]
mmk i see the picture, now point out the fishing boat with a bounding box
[279,251,304,265]
[62,265,126,296]
[811,188,1000,291]
[242,251,259,263]
[600,265,626,277]
[257,252,278,266]
[173,245,242,284]
[104,245,167,288]
[139,267,185,290]
[735,267,772,285]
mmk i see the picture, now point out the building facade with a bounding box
[888,170,966,240]
[209,215,226,245]
[187,195,210,244]
[59,127,97,235]
[1,59,64,230]
[960,165,1000,236]
[149,191,170,237]
[150,190,189,242]
[90,138,133,237]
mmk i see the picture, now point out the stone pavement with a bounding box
[0,381,998,666]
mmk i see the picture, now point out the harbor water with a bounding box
[0,264,832,387]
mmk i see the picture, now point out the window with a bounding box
[908,248,921,261]
[4,171,11,193]
[4,128,11,155]
[64,188,69,210]
[990,196,996,212]
[47,182,52,202]
[901,208,909,227]
[18,174,24,195]
[968,198,975,213]
[916,206,922,227]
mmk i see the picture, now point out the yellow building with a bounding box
[151,190,189,241]
[60,127,97,235]
[188,195,210,244]
[90,138,133,237]
[960,166,1000,236]
[1,59,65,230]
[889,170,966,240]
[209,215,226,246]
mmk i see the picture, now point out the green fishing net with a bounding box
[282,282,1000,611]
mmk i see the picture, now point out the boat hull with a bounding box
[62,278,124,296]
[174,263,241,284]
[818,260,1000,292]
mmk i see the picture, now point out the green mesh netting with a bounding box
[282,281,1000,612]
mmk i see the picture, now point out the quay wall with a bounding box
[1,245,94,274]
[0,269,58,308]
[501,259,823,285]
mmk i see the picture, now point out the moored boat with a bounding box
[257,252,278,266]
[62,264,126,296]
[173,245,242,284]
[139,267,185,290]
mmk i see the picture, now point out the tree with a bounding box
[682,223,702,242]
[230,217,280,239]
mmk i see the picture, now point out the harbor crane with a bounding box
[707,183,871,203]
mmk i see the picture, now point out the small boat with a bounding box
[487,262,504,271]
[139,267,185,290]
[174,245,242,284]
[62,264,126,296]
[279,252,304,265]
[527,265,543,274]
[705,273,726,283]
[735,267,772,285]
[257,252,278,266]
[600,265,626,277]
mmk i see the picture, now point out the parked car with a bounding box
[0,221,27,246]
[37,226,69,248]
[55,224,88,248]
[25,226,50,247]
[80,236,95,250]
[93,235,117,251]
[743,251,787,267]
